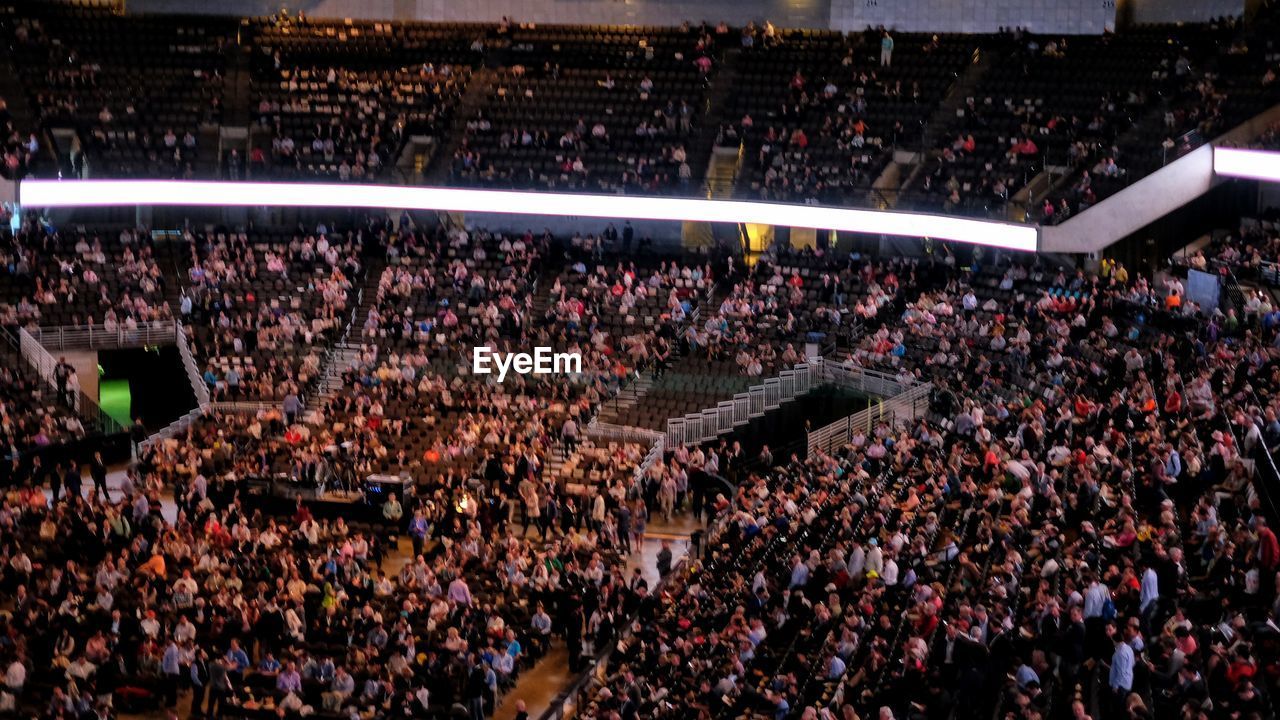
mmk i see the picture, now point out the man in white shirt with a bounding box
[3,657,26,694]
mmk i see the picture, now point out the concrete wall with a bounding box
[61,350,100,403]
[1116,0,1242,25]
[829,0,1114,34]
[1040,145,1216,254]
[116,0,1253,31]
[1040,101,1280,254]
[127,0,831,28]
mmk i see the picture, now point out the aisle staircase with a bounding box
[314,342,362,406]
[422,68,496,184]
[899,46,997,198]
[919,47,994,154]
[313,258,385,407]
[688,48,742,188]
[596,373,655,425]
[703,145,741,199]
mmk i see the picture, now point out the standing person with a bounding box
[541,492,559,541]
[189,648,210,716]
[160,639,181,708]
[130,418,147,459]
[53,356,74,407]
[631,497,648,550]
[206,656,233,718]
[658,470,677,522]
[282,389,301,427]
[880,31,894,67]
[615,502,632,555]
[408,509,429,556]
[464,656,486,720]
[589,489,606,532]
[1108,625,1134,714]
[564,591,585,672]
[50,462,63,504]
[64,461,81,502]
[561,416,579,454]
[657,539,673,577]
[89,451,109,499]
[521,480,540,537]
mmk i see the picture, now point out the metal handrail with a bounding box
[209,401,279,413]
[175,321,212,406]
[662,358,920,448]
[806,381,933,457]
[26,321,178,350]
[17,328,124,435]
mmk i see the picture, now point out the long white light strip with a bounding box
[1214,147,1280,183]
[18,179,1039,252]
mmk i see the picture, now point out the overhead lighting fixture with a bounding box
[1213,147,1280,183]
[18,179,1039,252]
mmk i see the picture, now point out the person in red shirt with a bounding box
[1257,517,1280,571]
[1163,381,1183,417]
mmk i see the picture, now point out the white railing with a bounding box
[141,408,205,450]
[586,420,666,491]
[806,381,933,457]
[209,401,278,414]
[19,328,78,409]
[663,358,923,448]
[18,327,124,434]
[1260,260,1280,286]
[175,322,211,406]
[25,320,178,350]
[664,361,814,447]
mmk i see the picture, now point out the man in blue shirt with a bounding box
[409,509,430,556]
[160,640,182,708]
[789,554,809,589]
[1109,629,1135,709]
[225,639,251,674]
[827,653,847,679]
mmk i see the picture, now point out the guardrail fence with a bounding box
[663,358,921,448]
[18,328,124,435]
[175,322,211,406]
[586,420,667,487]
[807,381,933,457]
[26,320,178,350]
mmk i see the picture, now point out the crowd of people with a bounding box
[564,238,1280,720]
[3,8,1280,720]
[180,223,364,402]
[0,97,39,182]
[0,200,1277,720]
[0,223,175,329]
[3,195,1276,720]
[0,212,739,719]
[253,63,467,182]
